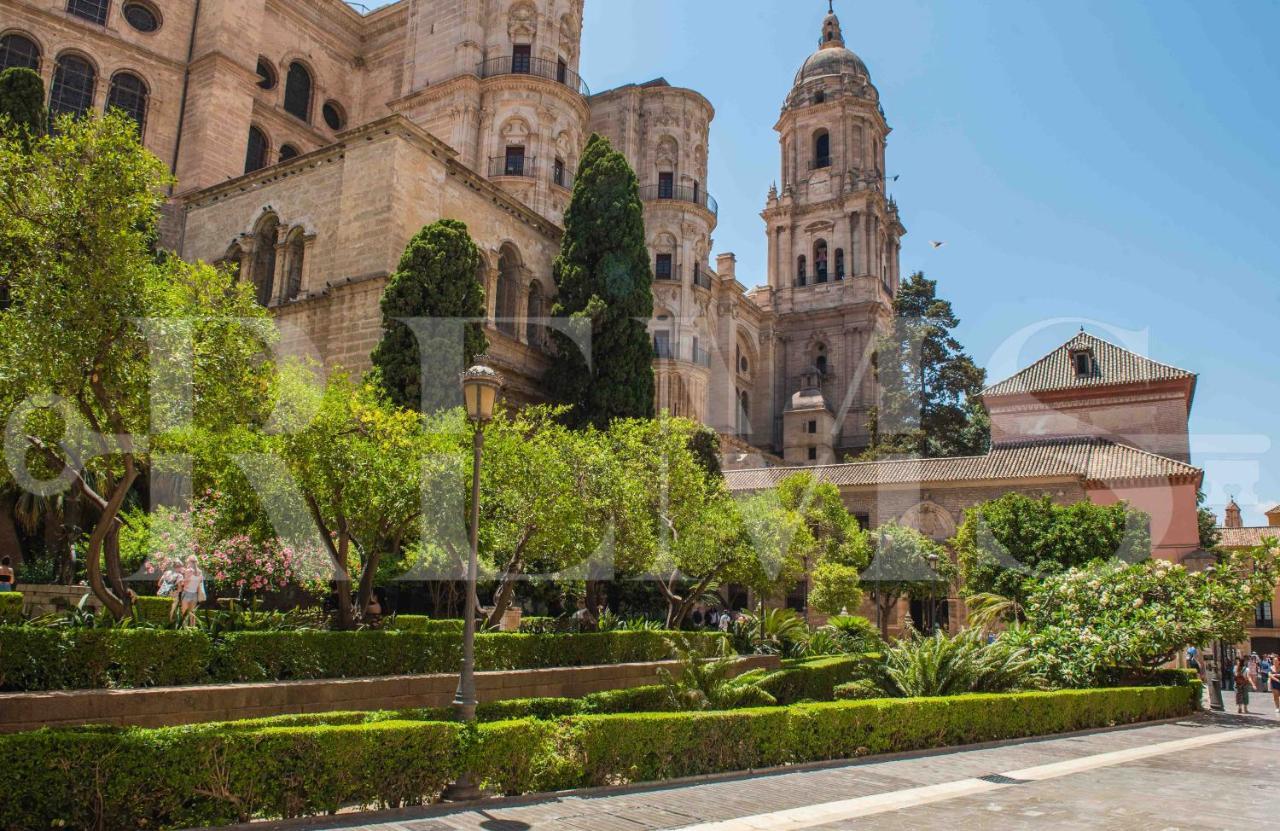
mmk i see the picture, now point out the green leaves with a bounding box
[545,133,654,428]
[371,219,487,413]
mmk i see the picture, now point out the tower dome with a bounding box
[792,3,870,88]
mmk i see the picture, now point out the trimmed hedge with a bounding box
[0,685,1198,830]
[0,591,21,624]
[131,595,176,624]
[0,627,724,691]
[755,655,871,704]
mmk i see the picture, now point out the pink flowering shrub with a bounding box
[127,491,334,600]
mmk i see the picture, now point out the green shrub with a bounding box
[578,684,674,714]
[385,616,464,634]
[131,595,175,625]
[883,630,1041,697]
[0,592,22,624]
[833,679,889,701]
[0,627,725,691]
[0,686,1197,829]
[475,697,579,722]
[755,656,866,704]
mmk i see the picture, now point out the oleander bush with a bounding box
[0,685,1198,830]
[0,592,22,624]
[0,627,725,691]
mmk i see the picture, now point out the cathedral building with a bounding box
[4,2,1211,631]
[0,0,900,460]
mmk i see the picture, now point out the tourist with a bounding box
[1267,654,1280,715]
[1233,656,1255,715]
[178,555,206,627]
[0,556,14,592]
[156,559,182,622]
[1186,645,1200,673]
[719,611,733,632]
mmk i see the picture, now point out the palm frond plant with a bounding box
[883,628,1043,697]
[656,635,777,710]
[964,591,1024,631]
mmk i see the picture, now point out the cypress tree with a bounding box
[0,68,45,150]
[546,133,655,427]
[371,219,487,412]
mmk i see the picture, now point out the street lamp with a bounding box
[444,360,503,802]
[1183,548,1224,711]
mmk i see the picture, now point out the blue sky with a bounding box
[366,1,1280,525]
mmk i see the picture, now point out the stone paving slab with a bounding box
[232,712,1279,831]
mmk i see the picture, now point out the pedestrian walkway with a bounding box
[237,713,1278,831]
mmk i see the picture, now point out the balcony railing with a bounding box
[489,155,537,179]
[692,346,712,367]
[809,156,832,170]
[693,267,712,290]
[478,56,590,97]
[638,184,718,217]
[653,342,712,367]
[551,167,575,191]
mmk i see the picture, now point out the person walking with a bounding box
[0,557,14,592]
[1267,654,1280,715]
[156,559,182,622]
[1233,656,1256,715]
[178,555,206,628]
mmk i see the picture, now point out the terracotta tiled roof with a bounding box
[724,437,1201,492]
[1217,527,1280,549]
[982,332,1195,398]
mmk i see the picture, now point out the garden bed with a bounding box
[0,684,1200,831]
[0,627,725,691]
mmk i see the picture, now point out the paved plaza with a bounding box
[240,702,1279,831]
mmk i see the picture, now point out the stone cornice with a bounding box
[984,377,1195,413]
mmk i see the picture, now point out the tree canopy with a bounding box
[953,493,1151,606]
[866,272,989,459]
[371,219,487,412]
[860,523,951,638]
[0,68,45,150]
[545,133,655,428]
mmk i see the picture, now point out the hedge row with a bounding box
[755,655,872,705]
[0,685,1199,830]
[0,628,724,691]
[388,616,575,634]
[0,592,22,624]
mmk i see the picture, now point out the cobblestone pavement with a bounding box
[241,710,1279,831]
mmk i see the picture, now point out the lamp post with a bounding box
[1184,548,1224,711]
[443,360,503,802]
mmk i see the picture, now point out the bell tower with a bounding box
[756,2,906,459]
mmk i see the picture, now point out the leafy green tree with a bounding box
[954,493,1151,605]
[0,114,274,617]
[1012,543,1278,687]
[271,367,436,627]
[866,272,988,459]
[860,524,951,640]
[733,489,810,609]
[0,68,45,150]
[545,133,654,428]
[371,219,487,412]
[776,472,871,615]
[1197,490,1222,551]
[465,407,618,628]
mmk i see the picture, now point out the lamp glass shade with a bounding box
[460,365,502,421]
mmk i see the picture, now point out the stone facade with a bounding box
[3,0,898,457]
[1217,500,1280,655]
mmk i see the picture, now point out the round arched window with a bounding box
[256,58,277,90]
[122,2,161,33]
[322,101,345,131]
[279,144,300,162]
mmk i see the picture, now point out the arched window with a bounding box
[814,240,829,283]
[813,90,825,105]
[252,216,279,307]
[813,130,831,169]
[525,282,544,347]
[495,246,521,337]
[66,0,110,26]
[835,248,845,279]
[278,143,300,162]
[244,126,269,173]
[283,62,312,122]
[49,54,96,121]
[796,255,807,287]
[284,230,305,302]
[105,71,147,133]
[816,354,829,375]
[0,33,41,71]
[738,390,750,436]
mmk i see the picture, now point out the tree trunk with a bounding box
[355,551,381,619]
[334,533,354,630]
[83,478,132,620]
[485,555,523,629]
[0,493,22,566]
